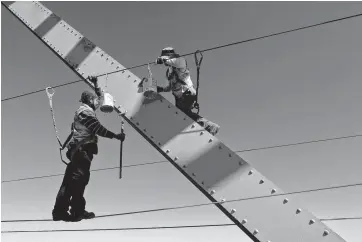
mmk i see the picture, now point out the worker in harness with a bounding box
[52,76,125,222]
[155,47,220,136]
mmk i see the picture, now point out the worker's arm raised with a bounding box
[164,57,186,69]
[88,76,102,97]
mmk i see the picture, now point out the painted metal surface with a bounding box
[2,2,346,242]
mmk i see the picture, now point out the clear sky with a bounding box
[1,1,362,242]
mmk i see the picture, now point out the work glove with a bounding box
[88,76,98,86]
[156,57,164,64]
[114,132,126,142]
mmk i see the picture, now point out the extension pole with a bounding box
[119,122,124,179]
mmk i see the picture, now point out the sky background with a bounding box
[1,1,362,242]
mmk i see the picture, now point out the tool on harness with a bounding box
[193,50,203,114]
[99,74,115,113]
[142,63,158,99]
[45,87,73,165]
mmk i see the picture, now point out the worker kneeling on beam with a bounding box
[52,76,125,222]
[155,47,220,136]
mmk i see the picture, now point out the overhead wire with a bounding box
[1,223,235,233]
[2,182,362,223]
[2,133,361,184]
[2,12,362,102]
[2,217,362,233]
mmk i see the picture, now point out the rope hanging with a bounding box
[193,50,203,114]
[45,87,71,165]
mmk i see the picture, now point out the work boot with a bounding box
[197,118,220,136]
[70,210,95,222]
[52,210,72,222]
[205,123,220,136]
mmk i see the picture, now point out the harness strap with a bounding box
[194,50,203,114]
[45,87,70,165]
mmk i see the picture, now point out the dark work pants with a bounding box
[175,92,201,121]
[175,92,220,135]
[53,150,92,216]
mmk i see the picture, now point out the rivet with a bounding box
[136,122,140,125]
[200,131,204,135]
[210,190,216,195]
[259,179,264,184]
[67,27,69,30]
[71,30,73,33]
[130,117,133,120]
[96,50,99,53]
[296,208,302,214]
[183,165,187,168]
[323,230,329,236]
[111,62,114,65]
[191,124,195,128]
[283,198,289,204]
[238,161,243,166]
[309,219,315,225]
[174,157,178,161]
[220,199,226,203]
[116,66,119,69]
[218,145,222,149]
[253,229,259,235]
[168,105,171,108]
[230,209,236,214]
[143,129,146,132]
[151,136,154,139]
[271,189,276,194]
[241,219,247,224]
[160,99,163,103]
[122,70,125,73]
[106,58,109,61]
[175,111,178,114]
[192,173,196,176]
[201,181,204,185]
[101,54,104,56]
[228,153,232,157]
[248,170,253,175]
[128,75,131,78]
[134,80,137,83]
[79,36,82,39]
[166,149,170,153]
[81,72,84,75]
[158,142,161,146]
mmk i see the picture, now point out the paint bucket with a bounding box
[100,92,114,113]
[143,77,157,99]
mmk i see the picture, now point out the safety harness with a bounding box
[46,86,126,179]
[45,87,73,165]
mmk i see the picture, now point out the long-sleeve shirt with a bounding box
[77,107,115,139]
[72,103,116,146]
[159,57,196,98]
